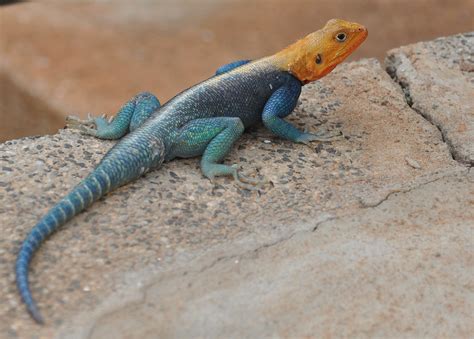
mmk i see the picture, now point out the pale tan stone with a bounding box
[386,32,474,165]
[2,52,470,337]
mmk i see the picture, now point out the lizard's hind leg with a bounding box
[66,92,161,140]
[170,117,266,190]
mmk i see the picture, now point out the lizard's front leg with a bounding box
[262,79,342,144]
[66,92,161,139]
[169,117,265,189]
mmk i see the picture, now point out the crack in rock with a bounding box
[197,218,333,275]
[385,54,455,162]
[359,169,468,208]
[83,216,335,337]
[384,34,474,166]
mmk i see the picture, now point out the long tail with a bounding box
[15,169,113,323]
[16,131,166,323]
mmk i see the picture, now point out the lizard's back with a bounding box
[148,58,298,131]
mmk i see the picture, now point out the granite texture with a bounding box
[0,35,472,338]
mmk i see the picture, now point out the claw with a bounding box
[238,172,268,185]
[297,129,343,144]
[66,115,94,125]
[83,126,98,136]
[66,114,98,136]
[232,173,263,191]
[230,165,268,190]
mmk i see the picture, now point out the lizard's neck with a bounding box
[266,42,323,84]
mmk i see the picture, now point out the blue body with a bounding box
[16,58,330,323]
[139,59,302,157]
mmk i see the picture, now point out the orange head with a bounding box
[273,19,368,84]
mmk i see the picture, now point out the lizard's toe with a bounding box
[66,115,95,128]
[66,116,99,136]
[77,125,98,136]
[296,129,343,144]
[237,171,268,185]
[232,166,268,190]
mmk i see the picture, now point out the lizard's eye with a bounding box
[336,32,347,42]
[315,53,322,64]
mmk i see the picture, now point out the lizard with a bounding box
[15,18,367,324]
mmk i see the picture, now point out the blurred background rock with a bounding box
[0,0,472,141]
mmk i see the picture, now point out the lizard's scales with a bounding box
[15,19,367,323]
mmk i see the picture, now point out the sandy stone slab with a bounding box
[386,32,474,165]
[72,170,474,339]
[0,58,459,337]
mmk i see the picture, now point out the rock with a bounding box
[77,171,474,339]
[1,51,470,337]
[386,32,474,165]
[405,156,422,169]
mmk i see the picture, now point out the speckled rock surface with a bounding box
[71,170,474,339]
[0,56,470,338]
[386,32,474,165]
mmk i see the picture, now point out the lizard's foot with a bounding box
[296,128,343,144]
[66,114,125,139]
[66,114,109,137]
[204,163,268,191]
[231,165,269,190]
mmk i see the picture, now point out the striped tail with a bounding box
[16,122,166,323]
[15,169,113,324]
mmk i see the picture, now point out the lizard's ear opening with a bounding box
[315,54,322,64]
